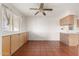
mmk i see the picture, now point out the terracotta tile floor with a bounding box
[13,41,79,56]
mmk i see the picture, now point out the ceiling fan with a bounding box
[30,3,53,16]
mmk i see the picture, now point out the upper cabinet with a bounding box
[60,15,74,26]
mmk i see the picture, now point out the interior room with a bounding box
[0,3,79,56]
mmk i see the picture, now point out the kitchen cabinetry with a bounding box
[2,32,29,56]
[60,33,78,46]
[11,34,20,54]
[69,34,78,46]
[19,32,28,47]
[60,33,69,45]
[2,35,11,56]
[60,15,74,26]
[20,33,25,44]
[24,32,28,43]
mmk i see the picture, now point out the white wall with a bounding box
[20,17,29,32]
[24,16,60,41]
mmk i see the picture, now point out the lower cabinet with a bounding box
[21,32,28,43]
[11,34,20,54]
[20,33,25,45]
[69,34,78,46]
[60,33,78,46]
[2,32,28,56]
[2,36,11,56]
[60,33,69,45]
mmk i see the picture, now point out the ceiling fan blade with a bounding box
[35,11,39,15]
[40,3,44,9]
[42,12,46,16]
[43,9,53,11]
[30,8,39,10]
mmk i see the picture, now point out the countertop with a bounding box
[60,29,79,34]
[60,31,79,34]
[0,31,28,36]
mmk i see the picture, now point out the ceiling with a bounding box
[10,3,79,18]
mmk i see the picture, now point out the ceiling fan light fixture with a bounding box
[30,3,53,16]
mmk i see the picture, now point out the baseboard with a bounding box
[28,40,60,42]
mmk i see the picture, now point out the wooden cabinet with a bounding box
[11,34,20,54]
[69,34,78,46]
[60,15,74,26]
[2,32,29,56]
[23,32,28,43]
[60,33,78,46]
[60,33,69,45]
[11,32,28,55]
[20,33,25,46]
[2,35,11,56]
[20,32,28,45]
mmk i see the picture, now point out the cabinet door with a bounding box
[60,33,69,45]
[19,33,25,46]
[11,34,19,54]
[60,33,65,43]
[60,15,74,26]
[64,34,69,45]
[2,36,11,56]
[60,18,67,26]
[19,32,28,45]
[23,32,28,43]
[66,15,74,25]
[60,19,63,26]
[19,33,24,47]
[69,34,78,46]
